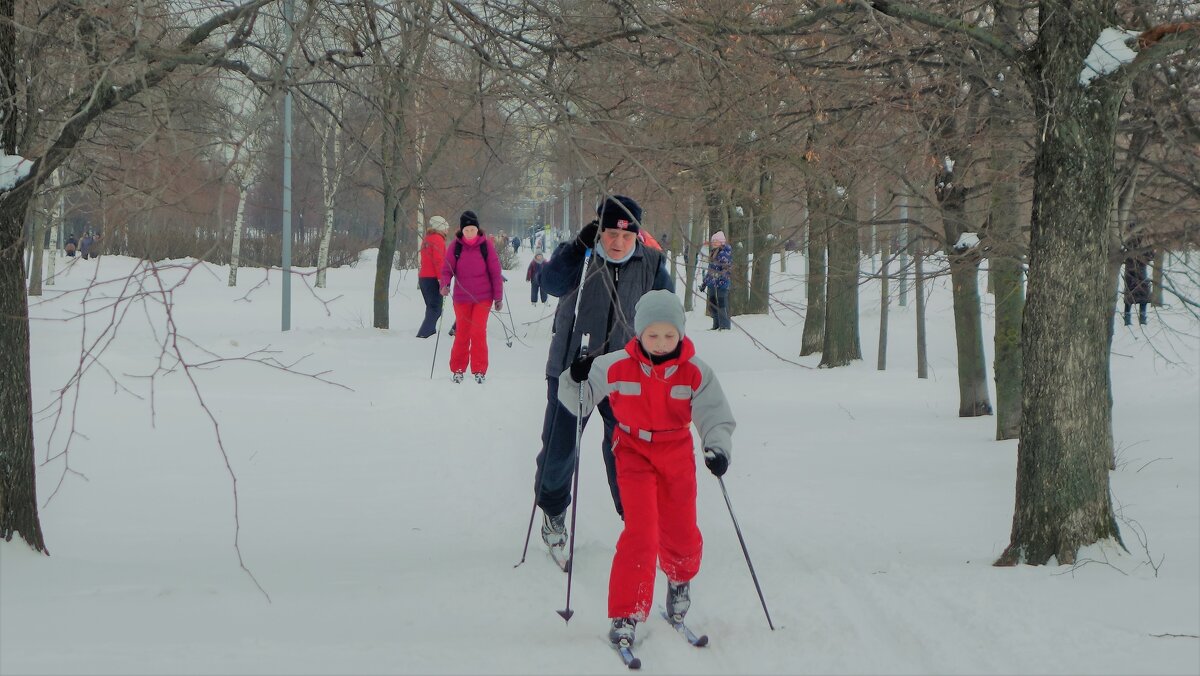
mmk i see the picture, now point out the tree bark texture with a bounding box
[820,189,861,368]
[0,188,47,553]
[747,167,773,314]
[727,190,751,316]
[998,2,1124,566]
[800,189,826,356]
[988,149,1025,439]
[914,245,928,380]
[877,234,889,371]
[938,171,993,417]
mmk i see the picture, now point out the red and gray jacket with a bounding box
[557,336,735,459]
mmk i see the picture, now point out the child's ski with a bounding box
[661,610,709,647]
[613,640,642,669]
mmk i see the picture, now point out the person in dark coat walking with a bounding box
[65,234,77,257]
[532,194,675,555]
[526,252,548,305]
[79,232,95,260]
[416,215,450,338]
[1122,225,1154,326]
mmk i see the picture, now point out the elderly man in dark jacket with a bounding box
[534,195,674,558]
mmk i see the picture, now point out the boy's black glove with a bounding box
[575,220,600,250]
[703,448,729,477]
[569,354,597,382]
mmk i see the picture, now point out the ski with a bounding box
[613,640,642,669]
[661,610,709,647]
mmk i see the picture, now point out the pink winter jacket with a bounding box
[440,234,504,304]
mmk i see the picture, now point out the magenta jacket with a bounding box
[440,234,504,304]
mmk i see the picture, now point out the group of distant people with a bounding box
[64,232,100,260]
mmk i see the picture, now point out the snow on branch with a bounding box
[1079,27,1141,86]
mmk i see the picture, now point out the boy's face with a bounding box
[640,321,681,356]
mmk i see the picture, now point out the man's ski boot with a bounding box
[452,371,465,384]
[666,580,691,622]
[541,511,569,571]
[474,373,486,384]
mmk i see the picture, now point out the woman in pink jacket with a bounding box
[440,211,505,383]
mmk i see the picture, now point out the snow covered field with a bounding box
[3,247,1197,675]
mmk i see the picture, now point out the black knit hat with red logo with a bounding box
[597,195,641,234]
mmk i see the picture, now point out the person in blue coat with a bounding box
[532,194,674,555]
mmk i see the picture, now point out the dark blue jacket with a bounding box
[541,240,674,377]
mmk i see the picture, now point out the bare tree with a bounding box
[0,0,276,553]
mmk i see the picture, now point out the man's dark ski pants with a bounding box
[534,375,622,519]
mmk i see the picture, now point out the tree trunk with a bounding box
[316,118,341,289]
[1150,249,1164,307]
[748,167,772,314]
[800,189,826,356]
[938,168,993,417]
[0,187,48,553]
[682,195,697,312]
[997,4,1125,566]
[988,144,1025,439]
[989,0,1026,440]
[374,117,404,329]
[726,190,751,315]
[228,186,248,287]
[26,201,46,297]
[914,242,928,379]
[877,234,889,370]
[46,171,62,287]
[820,186,861,367]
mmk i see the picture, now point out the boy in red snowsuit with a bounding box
[558,290,735,649]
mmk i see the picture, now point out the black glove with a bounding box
[703,448,729,477]
[575,220,600,250]
[569,354,597,382]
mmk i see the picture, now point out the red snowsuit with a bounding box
[558,336,735,621]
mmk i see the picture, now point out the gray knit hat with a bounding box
[634,290,686,337]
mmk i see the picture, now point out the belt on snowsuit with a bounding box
[616,423,692,442]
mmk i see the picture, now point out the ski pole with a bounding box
[429,296,446,380]
[516,248,594,568]
[558,331,590,623]
[718,476,775,630]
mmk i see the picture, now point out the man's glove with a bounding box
[493,299,503,311]
[439,286,450,296]
[703,448,729,477]
[575,220,600,250]
[569,354,597,382]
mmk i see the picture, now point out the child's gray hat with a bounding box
[634,290,686,337]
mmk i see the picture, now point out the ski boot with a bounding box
[452,371,465,384]
[666,580,691,623]
[609,617,637,647]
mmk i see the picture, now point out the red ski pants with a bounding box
[449,301,492,374]
[608,429,703,621]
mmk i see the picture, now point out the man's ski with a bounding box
[613,640,642,669]
[548,543,570,572]
[661,610,709,647]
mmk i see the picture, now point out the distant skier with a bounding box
[439,211,504,383]
[558,290,735,652]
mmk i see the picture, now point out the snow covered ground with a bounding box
[3,246,1197,675]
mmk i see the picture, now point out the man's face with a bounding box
[599,228,638,259]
